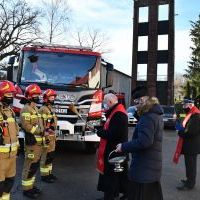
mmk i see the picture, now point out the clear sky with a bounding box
[28,0,200,76]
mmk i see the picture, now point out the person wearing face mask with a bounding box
[115,86,164,200]
[0,81,19,200]
[20,84,44,199]
[39,89,57,183]
[96,93,129,200]
[174,99,200,191]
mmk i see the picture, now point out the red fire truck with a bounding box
[7,43,114,152]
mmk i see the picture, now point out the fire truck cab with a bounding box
[7,43,114,152]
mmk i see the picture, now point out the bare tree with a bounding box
[73,27,111,54]
[0,0,41,61]
[41,0,70,44]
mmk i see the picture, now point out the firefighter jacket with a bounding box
[0,105,19,158]
[39,104,57,132]
[20,103,44,145]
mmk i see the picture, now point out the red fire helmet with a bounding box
[0,81,16,100]
[43,89,57,102]
[25,84,42,99]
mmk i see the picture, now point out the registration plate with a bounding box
[55,108,68,114]
[163,118,168,122]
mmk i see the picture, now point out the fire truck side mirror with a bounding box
[8,56,15,65]
[7,56,16,81]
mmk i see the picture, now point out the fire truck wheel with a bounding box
[85,142,98,154]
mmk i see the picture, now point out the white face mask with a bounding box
[103,103,109,110]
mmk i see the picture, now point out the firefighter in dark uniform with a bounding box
[20,84,44,199]
[39,89,57,183]
[0,81,19,200]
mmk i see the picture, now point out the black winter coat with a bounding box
[178,113,200,155]
[96,103,128,193]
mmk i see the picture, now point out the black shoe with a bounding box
[176,183,194,191]
[181,179,187,184]
[120,195,128,200]
[41,175,55,183]
[49,174,58,180]
[33,186,42,194]
[23,189,39,199]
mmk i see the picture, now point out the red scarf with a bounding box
[96,104,127,174]
[173,106,200,164]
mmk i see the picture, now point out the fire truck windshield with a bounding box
[21,51,100,89]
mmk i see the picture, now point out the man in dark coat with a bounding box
[116,86,164,200]
[176,99,200,190]
[96,93,129,200]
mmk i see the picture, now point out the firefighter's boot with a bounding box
[49,174,58,180]
[23,189,39,199]
[41,175,55,183]
[33,186,42,195]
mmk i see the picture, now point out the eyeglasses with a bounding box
[134,97,143,105]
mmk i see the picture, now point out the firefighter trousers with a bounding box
[0,155,16,200]
[22,144,42,191]
[40,136,56,177]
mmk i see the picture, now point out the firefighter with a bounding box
[0,81,19,200]
[20,84,44,199]
[39,89,57,183]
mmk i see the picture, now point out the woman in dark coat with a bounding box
[96,93,129,200]
[116,87,164,200]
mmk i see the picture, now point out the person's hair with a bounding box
[104,93,118,105]
[137,96,159,116]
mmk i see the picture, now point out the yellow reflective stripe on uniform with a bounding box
[35,137,43,142]
[0,142,19,152]
[22,178,34,186]
[30,126,37,134]
[2,193,10,200]
[47,114,53,118]
[22,113,31,120]
[0,115,3,121]
[42,114,48,119]
[48,164,53,171]
[11,146,18,152]
[40,167,49,173]
[6,117,15,123]
[22,113,41,120]
[32,176,36,183]
[31,115,38,119]
[31,114,41,119]
[0,147,17,153]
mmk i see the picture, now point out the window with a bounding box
[138,36,148,51]
[137,64,147,81]
[158,4,169,21]
[157,64,168,81]
[158,35,168,50]
[139,7,149,23]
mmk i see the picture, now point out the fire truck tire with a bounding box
[85,142,98,154]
